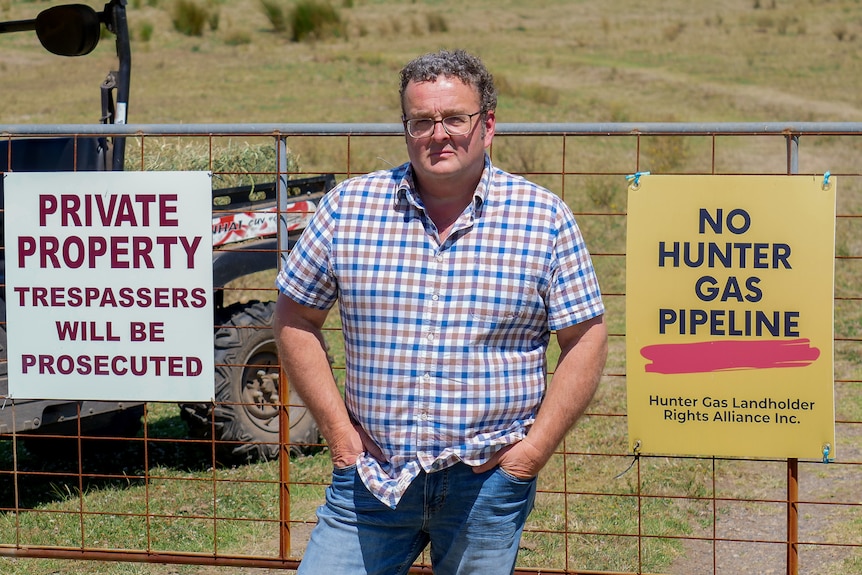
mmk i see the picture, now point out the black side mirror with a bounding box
[35,4,102,56]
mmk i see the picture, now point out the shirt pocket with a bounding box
[466,261,535,327]
[469,298,527,325]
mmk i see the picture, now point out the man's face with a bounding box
[402,76,495,187]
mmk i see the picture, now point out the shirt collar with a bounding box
[395,155,492,215]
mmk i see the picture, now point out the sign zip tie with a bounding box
[822,444,834,464]
[615,441,641,479]
[822,171,832,190]
[625,171,650,189]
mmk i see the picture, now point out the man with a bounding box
[273,49,607,575]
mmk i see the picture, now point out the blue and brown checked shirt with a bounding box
[276,155,604,508]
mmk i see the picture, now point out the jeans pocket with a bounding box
[332,464,357,476]
[494,466,536,485]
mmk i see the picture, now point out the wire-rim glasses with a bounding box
[403,111,482,138]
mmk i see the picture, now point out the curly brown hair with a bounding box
[399,49,497,116]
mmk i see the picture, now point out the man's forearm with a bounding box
[526,315,608,467]
[273,295,357,457]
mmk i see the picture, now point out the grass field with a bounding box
[1,0,861,573]
[3,0,862,126]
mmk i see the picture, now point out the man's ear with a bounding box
[482,110,496,145]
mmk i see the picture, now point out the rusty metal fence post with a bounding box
[785,132,800,575]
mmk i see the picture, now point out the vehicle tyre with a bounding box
[181,300,321,463]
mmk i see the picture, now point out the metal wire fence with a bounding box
[0,123,860,575]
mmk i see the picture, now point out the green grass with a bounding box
[125,137,300,188]
[0,403,329,572]
[289,0,346,42]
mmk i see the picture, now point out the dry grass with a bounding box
[2,0,861,126]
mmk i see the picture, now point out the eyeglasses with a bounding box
[403,111,482,138]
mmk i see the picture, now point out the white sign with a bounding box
[4,171,215,402]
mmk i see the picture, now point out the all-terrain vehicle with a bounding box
[0,0,326,462]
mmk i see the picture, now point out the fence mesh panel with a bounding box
[0,124,859,575]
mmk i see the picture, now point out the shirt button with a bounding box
[431,294,439,301]
[419,413,428,421]
[435,255,443,263]
[426,333,435,341]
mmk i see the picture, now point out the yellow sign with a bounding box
[626,175,836,460]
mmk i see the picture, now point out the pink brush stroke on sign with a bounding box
[640,339,820,374]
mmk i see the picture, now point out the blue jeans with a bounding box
[296,462,537,575]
